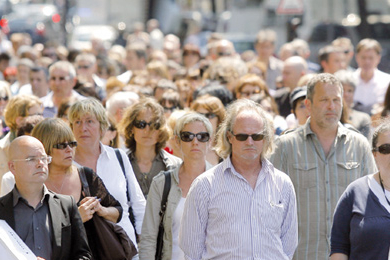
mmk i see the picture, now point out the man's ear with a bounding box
[227,131,233,144]
[8,161,16,175]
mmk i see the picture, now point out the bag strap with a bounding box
[78,167,91,197]
[114,148,131,202]
[159,171,171,221]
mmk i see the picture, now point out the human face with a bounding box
[133,108,159,148]
[356,48,381,72]
[342,83,355,108]
[76,61,94,79]
[0,92,9,115]
[323,52,346,74]
[255,41,274,60]
[51,140,76,168]
[49,68,74,95]
[177,121,209,160]
[30,70,49,98]
[196,107,218,135]
[9,139,49,185]
[373,131,390,174]
[72,113,102,147]
[282,64,302,89]
[126,50,142,71]
[28,104,43,116]
[228,110,264,163]
[305,83,342,130]
[17,65,30,82]
[237,84,262,99]
[294,99,310,125]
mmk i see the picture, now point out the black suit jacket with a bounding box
[0,189,92,260]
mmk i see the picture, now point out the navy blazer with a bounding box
[0,189,92,260]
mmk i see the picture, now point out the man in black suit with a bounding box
[0,136,91,260]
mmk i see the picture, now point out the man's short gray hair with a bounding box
[306,73,343,102]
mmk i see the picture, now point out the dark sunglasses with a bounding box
[231,132,265,141]
[134,120,160,130]
[78,65,91,69]
[53,141,78,149]
[373,144,390,154]
[163,106,176,113]
[197,112,217,119]
[180,131,210,142]
[0,96,8,101]
[240,90,260,97]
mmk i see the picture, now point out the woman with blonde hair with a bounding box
[119,97,181,198]
[0,94,42,186]
[68,98,146,257]
[140,112,213,259]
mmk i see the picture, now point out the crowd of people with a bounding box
[0,17,389,259]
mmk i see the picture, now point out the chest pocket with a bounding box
[331,161,361,188]
[293,163,318,189]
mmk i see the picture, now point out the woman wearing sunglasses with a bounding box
[330,119,390,260]
[119,97,182,198]
[190,95,226,165]
[139,112,213,260]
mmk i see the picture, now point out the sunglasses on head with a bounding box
[180,131,210,142]
[134,120,160,130]
[53,141,77,149]
[197,112,217,119]
[231,132,265,141]
[373,143,390,154]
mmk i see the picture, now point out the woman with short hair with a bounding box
[140,112,213,260]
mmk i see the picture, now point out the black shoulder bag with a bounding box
[155,171,171,260]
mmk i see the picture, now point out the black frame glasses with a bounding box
[231,132,265,141]
[134,120,160,130]
[53,141,78,149]
[373,143,390,154]
[180,131,210,142]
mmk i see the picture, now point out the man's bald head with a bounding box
[282,56,308,90]
[9,136,44,161]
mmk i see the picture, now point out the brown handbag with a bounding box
[79,167,137,260]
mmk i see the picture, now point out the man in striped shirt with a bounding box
[180,99,298,259]
[271,73,377,260]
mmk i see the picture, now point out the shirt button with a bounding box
[37,246,41,250]
[35,227,39,230]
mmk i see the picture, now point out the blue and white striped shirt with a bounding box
[179,157,298,260]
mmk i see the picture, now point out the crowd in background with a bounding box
[0,17,389,259]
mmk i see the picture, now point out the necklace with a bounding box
[378,172,390,206]
[48,173,70,193]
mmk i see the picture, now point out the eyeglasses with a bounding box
[373,144,390,154]
[50,76,70,81]
[134,120,160,130]
[180,131,210,142]
[197,112,217,119]
[13,156,52,165]
[0,96,8,101]
[217,52,232,57]
[53,141,78,150]
[231,132,265,141]
[240,90,261,97]
[183,51,199,56]
[163,106,176,113]
[78,65,91,69]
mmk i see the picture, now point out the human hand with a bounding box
[78,196,101,222]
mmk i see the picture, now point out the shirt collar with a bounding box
[303,118,347,140]
[223,155,274,180]
[12,185,50,207]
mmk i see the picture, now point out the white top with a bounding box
[368,173,390,214]
[171,197,186,260]
[74,143,146,248]
[0,171,14,196]
[353,68,390,108]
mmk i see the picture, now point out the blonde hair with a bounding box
[4,95,42,131]
[32,118,75,155]
[68,98,110,137]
